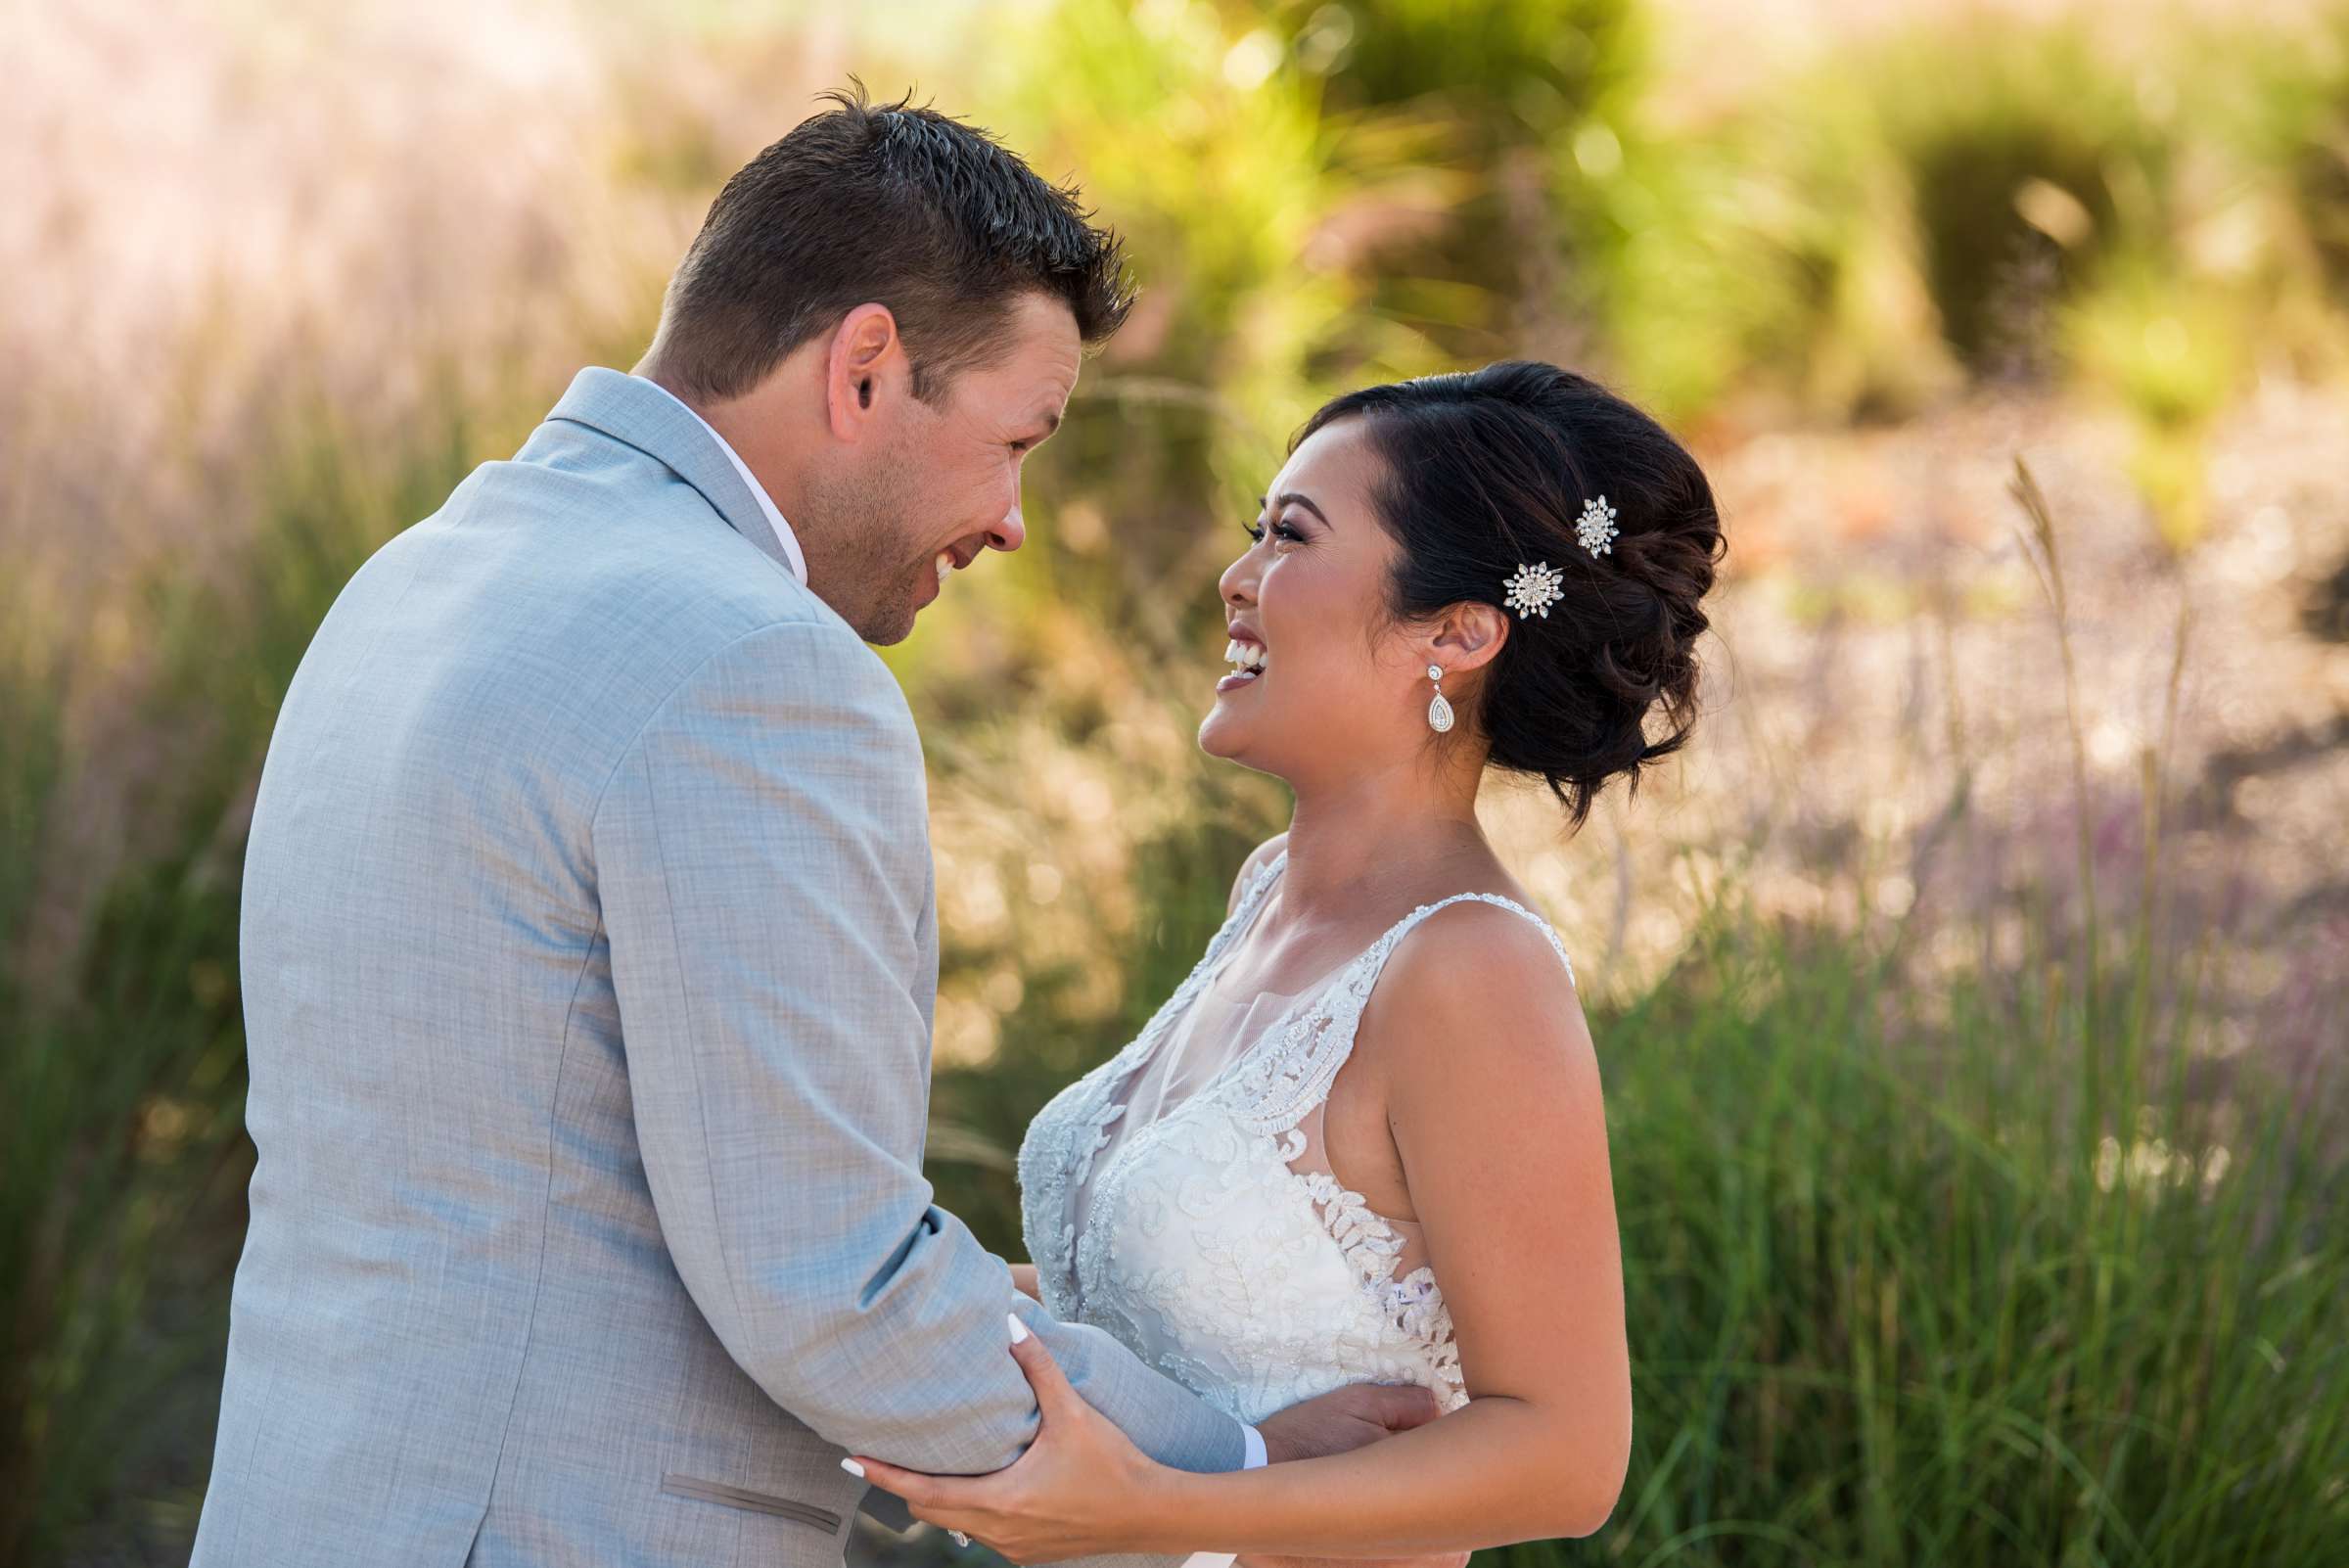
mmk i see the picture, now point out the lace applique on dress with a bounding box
[1014,853,1287,1324]
[1016,854,1574,1424]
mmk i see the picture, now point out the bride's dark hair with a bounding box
[1297,360,1725,830]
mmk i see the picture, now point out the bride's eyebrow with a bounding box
[1261,491,1332,527]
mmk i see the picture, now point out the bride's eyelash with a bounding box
[1241,519,1306,544]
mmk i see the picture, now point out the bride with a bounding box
[851,359,1724,1561]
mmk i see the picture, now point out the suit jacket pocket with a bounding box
[659,1473,843,1533]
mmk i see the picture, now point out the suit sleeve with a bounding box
[591,617,1249,1479]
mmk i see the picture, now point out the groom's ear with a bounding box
[823,303,907,441]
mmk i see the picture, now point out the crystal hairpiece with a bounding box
[1503,493,1618,620]
[1502,561,1565,620]
[1576,494,1619,556]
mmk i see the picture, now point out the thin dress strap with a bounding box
[1223,889,1574,1136]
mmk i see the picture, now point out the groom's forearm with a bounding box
[1015,1301,1250,1477]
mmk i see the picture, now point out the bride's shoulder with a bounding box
[1225,832,1290,914]
[1358,899,1589,1084]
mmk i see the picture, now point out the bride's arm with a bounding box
[1009,1263,1042,1301]
[849,910,1633,1558]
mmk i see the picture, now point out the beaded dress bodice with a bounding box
[1015,853,1575,1425]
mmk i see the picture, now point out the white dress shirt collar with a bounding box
[630,374,809,585]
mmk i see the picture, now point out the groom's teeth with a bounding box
[936,551,953,584]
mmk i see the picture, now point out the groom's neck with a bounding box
[633,353,818,529]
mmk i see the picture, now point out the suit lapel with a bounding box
[542,367,795,575]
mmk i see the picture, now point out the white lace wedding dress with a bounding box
[1016,850,1577,1436]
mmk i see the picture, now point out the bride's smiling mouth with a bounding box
[1218,627,1267,694]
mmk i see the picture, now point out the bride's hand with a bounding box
[846,1316,1174,1564]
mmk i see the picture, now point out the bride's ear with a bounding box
[1427,602,1508,675]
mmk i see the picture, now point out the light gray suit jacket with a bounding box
[191,367,1248,1568]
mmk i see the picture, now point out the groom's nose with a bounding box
[988,504,1027,553]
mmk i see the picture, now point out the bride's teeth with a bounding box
[1223,640,1267,674]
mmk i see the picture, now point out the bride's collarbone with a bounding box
[1240,867,1539,975]
[1212,902,1410,997]
[1202,916,1332,1002]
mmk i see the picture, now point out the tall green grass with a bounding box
[0,626,248,1563]
[1,635,73,1563]
[0,411,485,1562]
[1486,909,2342,1567]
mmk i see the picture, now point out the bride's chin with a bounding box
[1198,718,1285,785]
[1196,710,1247,762]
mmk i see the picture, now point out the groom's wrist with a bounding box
[1241,1424,1267,1470]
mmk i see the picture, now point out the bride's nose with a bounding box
[1219,549,1259,609]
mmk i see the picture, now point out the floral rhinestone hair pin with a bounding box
[1501,495,1618,621]
[1576,494,1618,556]
[1501,561,1564,620]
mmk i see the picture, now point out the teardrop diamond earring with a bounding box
[1426,664,1454,733]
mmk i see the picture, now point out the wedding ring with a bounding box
[949,1530,972,1548]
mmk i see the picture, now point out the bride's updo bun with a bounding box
[1299,361,1725,829]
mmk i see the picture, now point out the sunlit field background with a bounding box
[4,1,2345,1563]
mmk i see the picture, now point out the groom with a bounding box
[189,88,1435,1568]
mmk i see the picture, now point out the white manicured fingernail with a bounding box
[1007,1312,1031,1344]
[840,1458,866,1478]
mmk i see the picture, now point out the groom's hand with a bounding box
[1254,1382,1441,1464]
[1246,1386,1463,1568]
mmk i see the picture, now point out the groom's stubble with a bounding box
[796,413,935,646]
[784,292,1080,647]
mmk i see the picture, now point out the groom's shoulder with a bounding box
[625,586,903,732]
[379,439,908,748]
[580,594,918,797]
[517,477,859,672]
[561,544,882,704]
[451,417,825,632]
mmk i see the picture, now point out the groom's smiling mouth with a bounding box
[931,538,987,590]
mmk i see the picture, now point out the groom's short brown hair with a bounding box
[648,82,1133,404]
